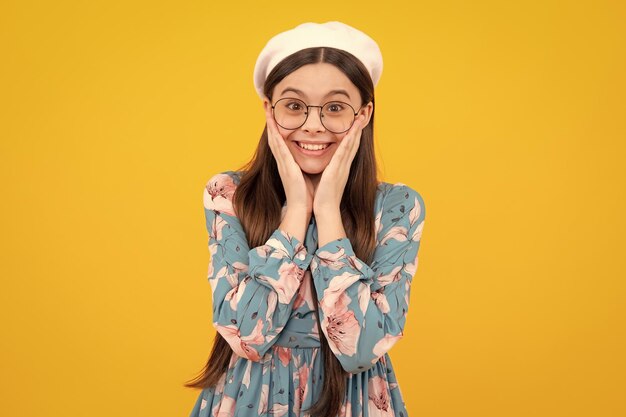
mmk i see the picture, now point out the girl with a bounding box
[186,21,426,417]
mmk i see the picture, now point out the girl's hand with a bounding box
[313,114,367,214]
[303,173,316,214]
[265,106,312,215]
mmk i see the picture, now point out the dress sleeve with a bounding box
[203,171,314,361]
[310,183,426,374]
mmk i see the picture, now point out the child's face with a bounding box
[263,63,372,176]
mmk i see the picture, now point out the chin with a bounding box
[298,161,327,175]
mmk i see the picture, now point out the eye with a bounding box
[284,100,305,111]
[325,102,346,113]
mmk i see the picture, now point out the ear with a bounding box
[358,101,374,128]
[263,97,271,113]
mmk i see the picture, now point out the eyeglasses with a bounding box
[271,97,364,134]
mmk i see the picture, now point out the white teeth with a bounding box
[298,142,329,151]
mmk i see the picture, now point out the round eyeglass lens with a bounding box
[273,98,355,133]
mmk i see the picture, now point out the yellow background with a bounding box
[1,1,625,416]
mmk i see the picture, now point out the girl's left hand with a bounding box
[313,114,367,214]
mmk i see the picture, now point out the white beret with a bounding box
[253,21,383,100]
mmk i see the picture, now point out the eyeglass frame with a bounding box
[270,97,366,134]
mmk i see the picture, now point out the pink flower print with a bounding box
[319,271,359,314]
[315,245,348,270]
[376,264,403,287]
[276,346,291,367]
[221,273,249,313]
[371,289,390,313]
[229,261,248,284]
[207,261,217,293]
[209,238,219,255]
[345,253,369,273]
[321,302,361,356]
[338,400,352,417]
[240,319,265,360]
[214,319,264,361]
[409,196,422,228]
[269,403,289,417]
[242,359,252,388]
[258,384,269,414]
[204,174,237,215]
[200,399,207,410]
[207,214,228,243]
[212,394,236,417]
[209,261,247,302]
[213,265,232,288]
[253,244,273,259]
[265,233,296,260]
[412,219,425,241]
[293,364,310,415]
[379,353,388,367]
[214,323,248,358]
[293,270,315,311]
[372,334,403,358]
[293,242,309,263]
[261,353,272,376]
[265,291,277,330]
[298,364,310,396]
[256,261,304,305]
[357,281,371,316]
[404,258,418,277]
[375,210,383,239]
[404,280,411,310]
[368,376,394,417]
[223,284,239,312]
[380,225,410,246]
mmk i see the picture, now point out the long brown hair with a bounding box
[185,46,380,417]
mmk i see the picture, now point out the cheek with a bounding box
[277,127,291,139]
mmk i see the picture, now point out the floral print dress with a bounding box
[189,170,426,417]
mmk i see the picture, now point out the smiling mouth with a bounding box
[295,141,331,151]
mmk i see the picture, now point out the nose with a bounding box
[300,106,325,133]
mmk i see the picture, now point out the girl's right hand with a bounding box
[265,105,312,216]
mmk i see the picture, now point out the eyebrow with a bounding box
[279,87,351,100]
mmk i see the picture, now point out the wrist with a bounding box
[286,205,311,218]
[313,204,340,218]
[279,208,310,244]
